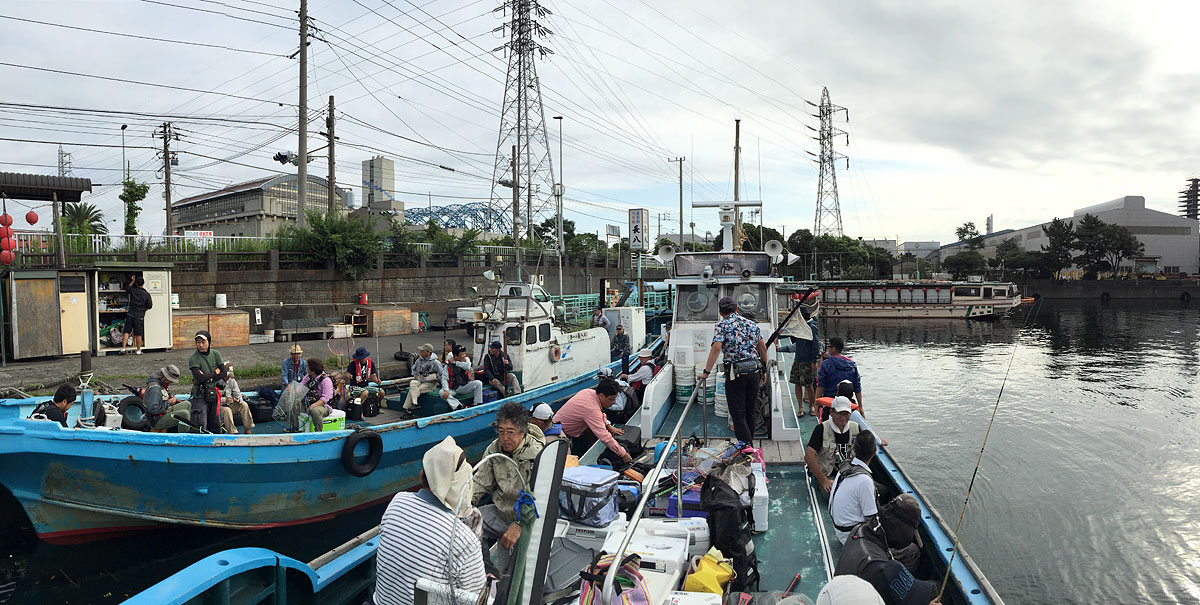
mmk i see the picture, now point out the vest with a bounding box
[818,420,860,478]
[350,358,374,384]
[305,373,330,404]
[447,362,469,389]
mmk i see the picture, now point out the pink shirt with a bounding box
[553,389,626,458]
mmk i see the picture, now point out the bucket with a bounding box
[331,323,352,339]
[215,293,227,308]
[358,292,369,305]
[170,293,180,309]
[264,329,276,342]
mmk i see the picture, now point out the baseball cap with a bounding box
[815,575,884,605]
[489,341,503,350]
[832,396,854,413]
[531,403,554,421]
[418,343,435,352]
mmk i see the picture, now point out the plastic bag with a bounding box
[273,381,309,422]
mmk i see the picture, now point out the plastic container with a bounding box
[264,329,275,341]
[300,408,346,432]
[331,323,352,338]
[170,293,180,309]
[214,293,227,308]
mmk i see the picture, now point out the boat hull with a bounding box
[821,303,997,319]
[0,366,609,544]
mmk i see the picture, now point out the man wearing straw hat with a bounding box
[374,436,486,605]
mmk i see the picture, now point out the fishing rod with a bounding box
[937,296,1044,601]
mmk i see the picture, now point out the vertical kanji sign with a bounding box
[628,208,649,251]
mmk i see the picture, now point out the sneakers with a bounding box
[397,409,416,420]
[135,350,142,355]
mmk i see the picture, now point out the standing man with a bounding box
[788,305,821,418]
[700,296,769,444]
[483,341,522,398]
[257,344,306,408]
[818,337,863,416]
[30,385,77,427]
[444,344,484,407]
[188,330,229,433]
[590,307,610,330]
[120,274,153,355]
[401,343,447,419]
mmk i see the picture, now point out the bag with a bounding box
[683,547,735,594]
[599,425,643,469]
[346,398,363,421]
[701,475,760,592]
[559,466,620,528]
[727,358,760,380]
[202,384,219,406]
[362,391,381,417]
[578,553,652,605]
[250,396,275,423]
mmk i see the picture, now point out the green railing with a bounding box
[552,294,601,323]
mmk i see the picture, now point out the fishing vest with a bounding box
[447,361,470,389]
[350,358,374,384]
[818,420,860,478]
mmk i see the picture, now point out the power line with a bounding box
[0,14,286,57]
[137,0,294,30]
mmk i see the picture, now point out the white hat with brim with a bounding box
[423,436,473,515]
[815,575,884,605]
[531,402,554,421]
[832,396,854,413]
[637,349,653,358]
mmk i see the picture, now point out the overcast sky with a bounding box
[1,0,1197,245]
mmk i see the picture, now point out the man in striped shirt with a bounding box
[373,436,486,605]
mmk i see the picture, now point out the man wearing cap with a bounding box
[483,341,521,398]
[529,402,562,439]
[444,344,484,407]
[374,436,486,605]
[257,344,307,409]
[554,377,631,462]
[188,330,230,433]
[805,395,862,495]
[700,295,770,444]
[590,307,610,330]
[829,430,879,544]
[144,364,191,432]
[834,517,940,605]
[348,346,385,415]
[401,344,448,419]
[610,324,630,361]
[471,401,545,573]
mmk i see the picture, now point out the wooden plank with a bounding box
[209,312,249,347]
[172,314,208,350]
[776,440,807,464]
[12,277,60,358]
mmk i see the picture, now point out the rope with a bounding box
[938,296,1044,601]
[513,488,539,524]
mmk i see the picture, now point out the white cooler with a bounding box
[600,530,689,575]
[637,517,711,557]
[557,517,629,553]
[750,462,769,533]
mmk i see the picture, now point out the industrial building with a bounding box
[935,196,1200,275]
[361,155,404,218]
[171,174,350,237]
[900,241,941,259]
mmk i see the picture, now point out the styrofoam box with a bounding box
[560,517,629,553]
[666,592,723,605]
[637,517,711,558]
[600,530,689,575]
[751,462,769,533]
[641,569,685,605]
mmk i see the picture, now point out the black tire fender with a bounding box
[1182,291,1191,303]
[93,401,108,428]
[117,396,149,431]
[341,428,383,477]
[1100,292,1111,303]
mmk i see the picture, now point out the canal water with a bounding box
[2,299,1197,604]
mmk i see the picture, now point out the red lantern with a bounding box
[25,211,38,226]
[0,225,11,239]
[0,238,14,251]
[0,213,11,227]
[0,250,14,265]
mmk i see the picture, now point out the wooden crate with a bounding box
[365,307,412,337]
[171,309,250,349]
[172,312,209,350]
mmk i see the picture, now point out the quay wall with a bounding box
[1022,278,1197,302]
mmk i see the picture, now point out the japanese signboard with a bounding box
[606,224,621,237]
[628,208,649,251]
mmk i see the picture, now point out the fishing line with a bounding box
[937,295,1044,601]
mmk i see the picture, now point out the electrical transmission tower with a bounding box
[489,0,556,243]
[1180,176,1199,220]
[807,87,848,237]
[57,145,73,177]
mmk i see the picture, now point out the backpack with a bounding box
[578,553,652,605]
[700,474,760,592]
[362,390,381,417]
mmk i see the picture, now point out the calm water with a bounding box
[833,300,1200,605]
[3,300,1198,604]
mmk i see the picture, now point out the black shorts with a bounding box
[123,315,145,337]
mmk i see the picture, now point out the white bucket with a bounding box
[264,329,276,342]
[170,293,180,309]
[331,323,352,339]
[215,293,228,308]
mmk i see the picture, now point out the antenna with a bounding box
[693,200,762,252]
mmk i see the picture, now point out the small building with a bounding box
[362,155,404,219]
[171,174,350,237]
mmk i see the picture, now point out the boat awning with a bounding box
[0,172,94,203]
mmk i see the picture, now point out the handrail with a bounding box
[600,383,700,604]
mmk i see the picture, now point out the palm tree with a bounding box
[63,202,108,235]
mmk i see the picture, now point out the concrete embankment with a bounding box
[1022,278,1197,302]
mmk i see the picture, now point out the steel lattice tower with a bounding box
[1179,176,1199,220]
[489,0,556,243]
[808,87,848,237]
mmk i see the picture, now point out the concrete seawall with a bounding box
[1023,278,1196,302]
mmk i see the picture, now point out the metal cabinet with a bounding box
[3,270,96,359]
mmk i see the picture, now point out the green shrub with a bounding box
[276,211,384,280]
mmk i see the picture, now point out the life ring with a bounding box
[341,428,383,477]
[1182,292,1192,303]
[118,396,149,431]
[549,345,562,363]
[816,396,859,411]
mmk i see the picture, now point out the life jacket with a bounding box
[447,361,470,390]
[629,360,659,390]
[818,420,860,478]
[816,396,860,411]
[349,358,374,385]
[305,373,331,405]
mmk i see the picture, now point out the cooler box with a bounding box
[558,517,629,553]
[300,408,346,432]
[559,466,620,527]
[750,463,769,533]
[638,517,711,558]
[482,389,499,403]
[600,531,689,575]
[664,488,707,519]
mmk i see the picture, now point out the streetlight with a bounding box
[552,115,564,304]
[120,124,128,180]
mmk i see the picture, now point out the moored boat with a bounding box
[783,280,1023,319]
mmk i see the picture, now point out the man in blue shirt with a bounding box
[818,337,863,417]
[700,296,769,444]
[257,344,308,408]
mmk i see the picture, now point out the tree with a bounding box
[1072,213,1109,278]
[786,228,815,255]
[62,202,108,235]
[277,211,384,280]
[534,217,575,248]
[118,178,149,236]
[941,251,986,279]
[1099,224,1143,275]
[1008,251,1053,278]
[711,225,785,252]
[1040,217,1075,277]
[955,222,984,251]
[989,237,1022,277]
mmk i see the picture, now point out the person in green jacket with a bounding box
[188,330,230,433]
[471,401,546,573]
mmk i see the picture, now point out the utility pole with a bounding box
[733,119,742,250]
[155,122,176,235]
[296,0,309,228]
[57,145,72,177]
[668,157,685,250]
[553,115,564,304]
[326,95,336,214]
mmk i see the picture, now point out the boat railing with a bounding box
[600,380,700,604]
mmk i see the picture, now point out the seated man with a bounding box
[289,358,333,432]
[374,436,486,605]
[482,341,522,397]
[30,384,77,427]
[620,349,657,392]
[258,344,307,408]
[471,402,545,573]
[349,346,384,412]
[444,345,484,407]
[529,402,562,440]
[218,366,254,434]
[553,378,631,463]
[829,430,878,544]
[834,517,939,605]
[442,338,456,363]
[836,380,887,446]
[610,324,631,361]
[879,493,923,573]
[804,396,861,495]
[143,364,192,432]
[401,344,447,419]
[596,368,638,425]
